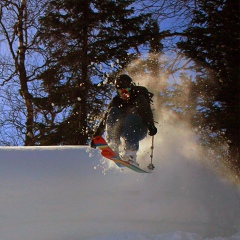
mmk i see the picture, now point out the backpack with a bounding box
[132,86,154,105]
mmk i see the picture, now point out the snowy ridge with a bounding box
[0,141,239,240]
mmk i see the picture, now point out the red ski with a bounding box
[93,136,149,173]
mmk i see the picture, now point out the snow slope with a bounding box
[0,124,239,240]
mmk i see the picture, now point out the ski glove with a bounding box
[148,125,157,136]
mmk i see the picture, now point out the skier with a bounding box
[91,74,157,166]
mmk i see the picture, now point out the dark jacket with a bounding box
[94,86,155,136]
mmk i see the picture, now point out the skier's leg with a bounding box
[106,107,122,153]
[121,114,148,162]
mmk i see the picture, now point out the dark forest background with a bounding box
[0,0,239,173]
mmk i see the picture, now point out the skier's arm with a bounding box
[90,99,116,148]
[136,95,157,136]
[92,98,116,137]
[137,95,154,126]
[90,110,108,148]
[93,117,106,137]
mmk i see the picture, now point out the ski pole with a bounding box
[148,136,155,170]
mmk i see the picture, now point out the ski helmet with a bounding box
[115,74,133,89]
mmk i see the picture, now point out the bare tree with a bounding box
[0,0,47,145]
[135,0,198,22]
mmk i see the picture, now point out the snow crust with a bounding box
[0,136,239,240]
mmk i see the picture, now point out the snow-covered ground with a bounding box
[0,120,239,240]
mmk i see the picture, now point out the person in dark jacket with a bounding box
[91,74,157,165]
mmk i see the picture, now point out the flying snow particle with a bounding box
[27,132,33,138]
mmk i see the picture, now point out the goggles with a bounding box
[117,87,131,95]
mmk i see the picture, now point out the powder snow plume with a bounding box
[122,54,240,185]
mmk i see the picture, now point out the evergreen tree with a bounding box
[36,0,153,145]
[177,0,240,166]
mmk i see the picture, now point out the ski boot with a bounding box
[122,149,139,167]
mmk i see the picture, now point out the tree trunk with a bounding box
[18,0,34,145]
[77,1,89,145]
